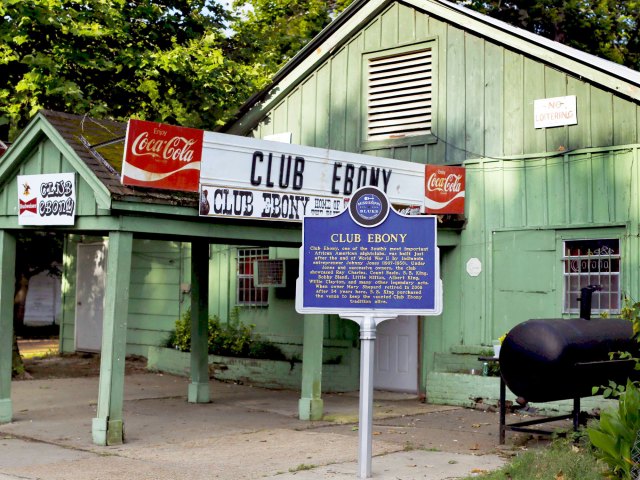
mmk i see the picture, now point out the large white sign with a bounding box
[199,133,425,222]
[534,95,577,129]
[18,173,76,226]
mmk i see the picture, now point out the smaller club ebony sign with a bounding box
[17,173,76,226]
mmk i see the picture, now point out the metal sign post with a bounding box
[342,314,394,478]
[296,186,443,479]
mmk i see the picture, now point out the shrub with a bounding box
[588,380,640,479]
[166,309,286,361]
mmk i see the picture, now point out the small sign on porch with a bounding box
[17,173,76,226]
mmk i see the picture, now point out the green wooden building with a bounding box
[1,0,639,446]
[223,0,640,401]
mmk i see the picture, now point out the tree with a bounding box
[12,232,63,377]
[228,0,354,74]
[0,0,268,140]
[458,0,639,70]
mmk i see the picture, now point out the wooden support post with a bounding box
[0,231,16,423]
[92,231,132,446]
[298,314,324,420]
[189,240,210,403]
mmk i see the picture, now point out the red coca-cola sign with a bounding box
[424,164,465,214]
[121,119,204,192]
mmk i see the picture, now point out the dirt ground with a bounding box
[17,352,149,380]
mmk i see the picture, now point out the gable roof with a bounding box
[223,0,640,135]
[0,110,197,210]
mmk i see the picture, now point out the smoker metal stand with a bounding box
[498,376,580,444]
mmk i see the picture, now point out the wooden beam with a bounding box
[0,231,16,423]
[92,231,132,446]
[298,314,324,420]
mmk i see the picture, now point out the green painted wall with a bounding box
[205,245,359,357]
[250,2,639,161]
[0,138,103,217]
[127,239,185,356]
[228,1,640,396]
[61,236,184,356]
[460,147,639,348]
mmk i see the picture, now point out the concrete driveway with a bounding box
[0,370,557,479]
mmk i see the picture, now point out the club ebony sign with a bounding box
[199,133,425,222]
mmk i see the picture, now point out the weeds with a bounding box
[461,437,606,480]
[288,463,316,472]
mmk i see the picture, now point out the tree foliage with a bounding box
[0,0,268,140]
[2,0,637,142]
[458,0,639,70]
[228,0,353,74]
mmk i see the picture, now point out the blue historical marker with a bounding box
[295,186,442,480]
[296,186,441,316]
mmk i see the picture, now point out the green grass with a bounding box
[461,438,607,480]
[288,464,316,472]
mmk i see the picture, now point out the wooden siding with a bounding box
[251,2,639,164]
[61,237,183,356]
[127,240,183,355]
[0,139,101,217]
[458,146,640,346]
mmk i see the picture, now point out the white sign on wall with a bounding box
[466,257,482,277]
[199,132,426,222]
[534,95,577,129]
[17,173,76,226]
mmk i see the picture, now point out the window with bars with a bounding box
[236,248,269,306]
[366,47,433,142]
[562,239,620,314]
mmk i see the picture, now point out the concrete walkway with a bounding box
[0,371,553,479]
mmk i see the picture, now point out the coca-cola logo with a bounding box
[427,172,463,193]
[122,119,204,192]
[424,165,466,214]
[131,130,197,163]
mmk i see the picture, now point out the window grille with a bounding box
[237,248,269,306]
[367,49,433,141]
[562,239,620,314]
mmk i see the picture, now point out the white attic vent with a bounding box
[253,259,286,287]
[367,49,433,141]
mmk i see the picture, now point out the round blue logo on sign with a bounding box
[355,194,383,220]
[349,187,389,227]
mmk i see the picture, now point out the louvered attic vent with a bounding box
[367,49,432,141]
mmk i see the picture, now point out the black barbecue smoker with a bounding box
[497,285,639,444]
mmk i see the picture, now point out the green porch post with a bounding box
[0,231,16,423]
[188,240,210,403]
[92,231,132,446]
[298,314,324,420]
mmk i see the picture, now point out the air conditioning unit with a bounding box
[253,259,286,287]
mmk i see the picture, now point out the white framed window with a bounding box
[562,239,620,314]
[236,247,269,306]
